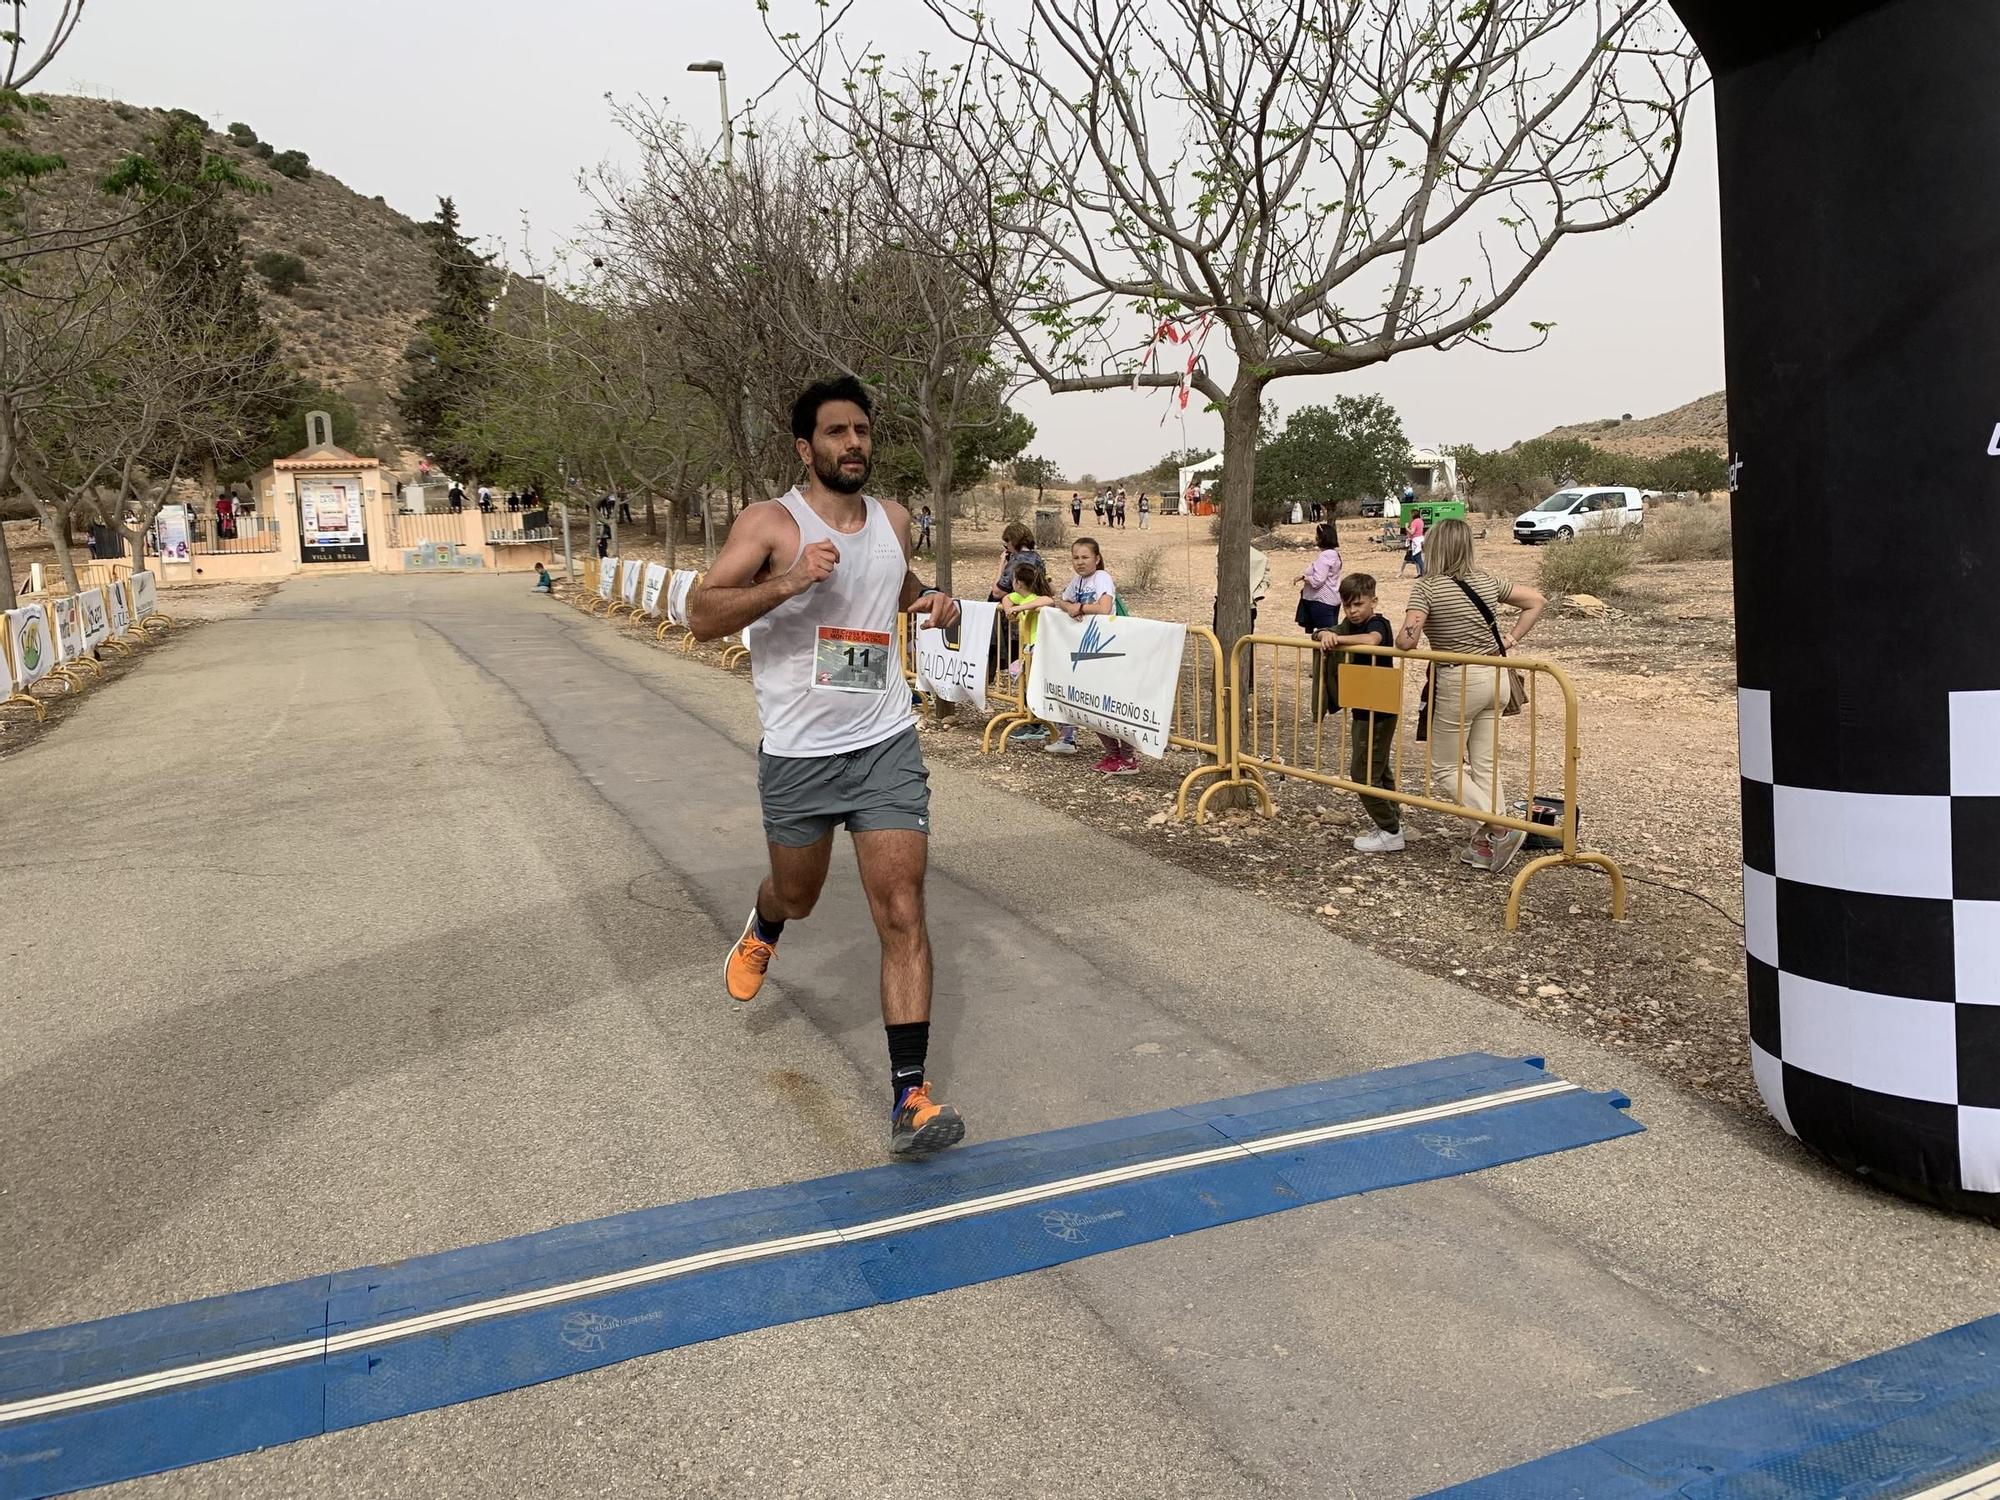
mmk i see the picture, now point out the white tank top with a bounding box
[748,489,914,758]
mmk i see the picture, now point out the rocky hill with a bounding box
[18,96,439,458]
[1533,390,1728,458]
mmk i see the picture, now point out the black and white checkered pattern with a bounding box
[1741,687,2000,1198]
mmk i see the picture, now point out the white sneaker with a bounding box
[1353,829,1405,853]
[1044,738,1079,755]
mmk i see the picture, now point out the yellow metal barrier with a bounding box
[1224,633,1625,930]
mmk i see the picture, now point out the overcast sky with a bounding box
[53,1,1723,479]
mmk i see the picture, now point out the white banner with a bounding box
[641,563,668,615]
[298,478,364,546]
[108,578,132,637]
[666,570,697,627]
[79,588,110,648]
[131,571,159,619]
[620,558,643,606]
[598,557,619,602]
[915,600,996,711]
[5,605,51,688]
[51,595,86,661]
[1026,609,1187,759]
[156,505,190,564]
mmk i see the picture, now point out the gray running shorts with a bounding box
[757,728,931,847]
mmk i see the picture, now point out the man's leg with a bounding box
[725,835,831,1002]
[854,827,961,1153]
[851,828,930,1026]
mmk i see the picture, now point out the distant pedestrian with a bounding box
[448,484,466,514]
[915,505,934,555]
[596,520,610,559]
[1094,494,1106,523]
[1115,491,1128,529]
[1138,493,1150,529]
[1297,522,1343,634]
[1070,492,1082,525]
[1399,513,1426,578]
[617,492,635,524]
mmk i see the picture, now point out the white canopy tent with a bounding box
[1171,453,1224,512]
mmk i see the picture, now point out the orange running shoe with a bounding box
[890,1082,965,1156]
[725,910,777,1002]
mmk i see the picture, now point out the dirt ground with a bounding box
[590,502,1754,1122]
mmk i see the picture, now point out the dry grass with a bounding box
[1642,503,1733,562]
[1537,532,1636,596]
[1121,544,1166,596]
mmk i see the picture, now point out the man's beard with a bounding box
[813,448,871,495]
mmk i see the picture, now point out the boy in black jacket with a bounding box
[1315,573,1403,853]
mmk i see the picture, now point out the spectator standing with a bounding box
[1297,522,1344,634]
[1115,490,1128,529]
[215,491,237,541]
[1137,493,1151,529]
[1093,493,1106,524]
[1399,512,1426,577]
[999,556,1054,743]
[1315,573,1402,852]
[987,521,1043,601]
[1070,492,1082,525]
[1030,537,1134,772]
[915,505,934,555]
[617,492,635,524]
[448,484,466,514]
[1397,518,1547,874]
[596,519,611,559]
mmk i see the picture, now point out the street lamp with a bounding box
[686,60,732,170]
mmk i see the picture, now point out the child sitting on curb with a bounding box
[1315,572,1403,852]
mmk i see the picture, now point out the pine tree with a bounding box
[396,196,495,481]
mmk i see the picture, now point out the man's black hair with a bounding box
[791,374,872,442]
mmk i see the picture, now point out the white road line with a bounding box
[0,1079,1578,1426]
[1907,1457,2000,1500]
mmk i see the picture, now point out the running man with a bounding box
[689,375,966,1156]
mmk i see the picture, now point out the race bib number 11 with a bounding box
[813,626,894,693]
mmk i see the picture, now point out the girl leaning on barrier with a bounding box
[1396,518,1547,875]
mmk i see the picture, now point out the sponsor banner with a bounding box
[1026,609,1186,759]
[666,570,697,627]
[51,595,86,661]
[5,605,51,688]
[156,505,190,564]
[108,579,132,636]
[599,558,619,602]
[80,588,110,648]
[641,563,668,616]
[131,571,159,619]
[915,600,996,711]
[620,558,642,606]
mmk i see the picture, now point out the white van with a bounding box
[1513,487,1648,544]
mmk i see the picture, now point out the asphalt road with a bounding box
[1,572,1993,1498]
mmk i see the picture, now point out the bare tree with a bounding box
[585,114,829,513]
[771,0,1701,653]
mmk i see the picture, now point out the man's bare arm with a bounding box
[688,504,835,641]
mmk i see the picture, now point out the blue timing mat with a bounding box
[1430,1311,2000,1500]
[0,1052,1638,1497]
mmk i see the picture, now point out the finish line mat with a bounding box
[1430,1311,2000,1500]
[0,1052,1636,1496]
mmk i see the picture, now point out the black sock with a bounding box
[752,904,784,945]
[886,1022,929,1104]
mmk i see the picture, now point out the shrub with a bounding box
[254,141,275,160]
[253,250,313,295]
[270,149,311,180]
[1641,503,1732,562]
[227,121,259,147]
[166,107,207,133]
[1032,509,1069,552]
[1121,545,1165,596]
[1537,532,1634,597]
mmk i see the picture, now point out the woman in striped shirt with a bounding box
[1395,519,1547,874]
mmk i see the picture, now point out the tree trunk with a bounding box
[1213,372,1267,803]
[645,491,657,535]
[44,502,82,596]
[665,498,679,568]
